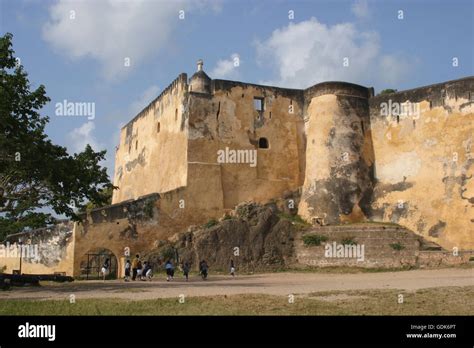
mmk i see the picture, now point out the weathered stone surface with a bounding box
[142,202,297,272]
[4,64,471,277]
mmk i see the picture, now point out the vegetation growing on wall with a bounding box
[389,242,405,251]
[377,88,398,95]
[303,234,328,246]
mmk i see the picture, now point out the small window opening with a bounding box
[269,112,272,119]
[175,108,178,121]
[396,115,400,124]
[258,137,269,149]
[254,97,264,111]
[135,140,138,150]
[157,122,160,133]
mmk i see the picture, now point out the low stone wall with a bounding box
[417,250,473,268]
[0,221,75,275]
[296,225,423,268]
[296,224,473,269]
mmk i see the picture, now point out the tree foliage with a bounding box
[378,88,398,96]
[0,33,115,239]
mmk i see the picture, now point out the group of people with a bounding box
[122,254,236,282]
[123,255,153,281]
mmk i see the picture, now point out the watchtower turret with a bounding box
[189,59,211,94]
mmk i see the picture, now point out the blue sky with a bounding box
[1,0,473,181]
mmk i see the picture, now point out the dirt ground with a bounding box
[1,268,472,301]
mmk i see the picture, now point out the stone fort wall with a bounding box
[3,72,471,277]
[112,73,189,204]
[368,77,473,250]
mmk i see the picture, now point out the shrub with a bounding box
[303,234,328,246]
[390,242,405,251]
[159,245,176,261]
[341,237,357,245]
[204,219,218,228]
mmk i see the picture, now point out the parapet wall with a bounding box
[304,81,374,100]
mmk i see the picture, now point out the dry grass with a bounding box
[0,286,472,316]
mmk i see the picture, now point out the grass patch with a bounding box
[0,286,472,315]
[302,234,328,246]
[278,213,311,228]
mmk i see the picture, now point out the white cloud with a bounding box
[351,0,370,20]
[379,54,413,86]
[43,0,221,80]
[68,121,104,153]
[129,85,160,116]
[209,53,241,79]
[255,18,412,89]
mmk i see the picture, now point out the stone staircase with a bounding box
[294,223,471,269]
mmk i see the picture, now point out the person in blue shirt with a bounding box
[165,259,174,281]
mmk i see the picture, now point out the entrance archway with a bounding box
[78,248,118,280]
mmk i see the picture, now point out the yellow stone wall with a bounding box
[112,74,189,204]
[187,82,305,209]
[370,84,474,250]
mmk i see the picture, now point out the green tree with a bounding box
[378,88,398,96]
[81,186,114,212]
[0,33,115,240]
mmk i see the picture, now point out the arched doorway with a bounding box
[78,248,118,280]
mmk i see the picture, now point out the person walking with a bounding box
[136,259,143,279]
[165,259,174,282]
[230,259,235,277]
[182,261,190,282]
[141,261,153,281]
[124,259,131,282]
[131,254,140,281]
[199,260,209,280]
[101,258,110,282]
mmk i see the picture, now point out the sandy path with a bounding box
[1,268,472,301]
